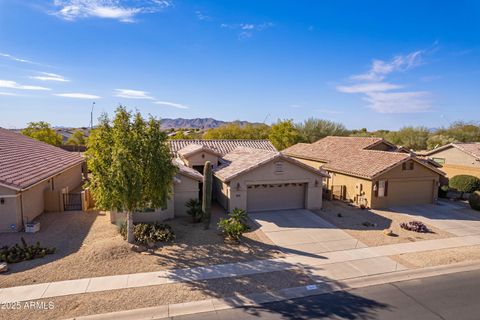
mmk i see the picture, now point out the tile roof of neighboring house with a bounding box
[177,143,222,158]
[423,142,480,160]
[168,140,277,156]
[214,147,328,182]
[283,136,443,179]
[0,128,84,190]
[173,158,203,181]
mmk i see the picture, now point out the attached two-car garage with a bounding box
[246,183,306,212]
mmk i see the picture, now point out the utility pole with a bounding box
[90,101,96,129]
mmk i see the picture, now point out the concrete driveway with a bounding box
[390,200,480,236]
[249,209,367,254]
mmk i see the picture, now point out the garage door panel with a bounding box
[388,180,433,206]
[247,183,305,212]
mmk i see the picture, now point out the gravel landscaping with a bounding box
[392,245,480,268]
[0,206,282,288]
[315,201,453,247]
[3,269,311,320]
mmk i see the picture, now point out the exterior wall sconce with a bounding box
[315,180,319,187]
[0,198,4,205]
[236,182,241,190]
[373,184,378,192]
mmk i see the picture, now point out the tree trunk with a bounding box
[126,211,134,244]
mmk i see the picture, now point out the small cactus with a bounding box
[202,161,213,229]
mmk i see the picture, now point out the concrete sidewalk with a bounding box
[1,234,480,303]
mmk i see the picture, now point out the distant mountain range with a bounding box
[160,118,261,129]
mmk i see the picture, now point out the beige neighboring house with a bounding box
[283,136,445,209]
[169,140,327,212]
[0,128,85,232]
[421,143,480,178]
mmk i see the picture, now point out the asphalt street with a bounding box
[165,268,480,320]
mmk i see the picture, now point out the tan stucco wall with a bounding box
[440,164,480,179]
[54,164,83,192]
[110,197,175,224]
[225,159,323,212]
[429,147,480,168]
[173,173,200,216]
[371,161,440,208]
[327,171,373,206]
[213,177,229,210]
[182,152,219,169]
[0,186,21,232]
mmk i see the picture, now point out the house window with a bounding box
[374,180,388,197]
[432,157,445,165]
[274,162,284,173]
[402,161,414,171]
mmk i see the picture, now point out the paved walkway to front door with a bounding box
[249,209,368,254]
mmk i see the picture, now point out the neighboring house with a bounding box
[283,136,445,209]
[0,128,85,232]
[170,140,327,212]
[420,143,480,178]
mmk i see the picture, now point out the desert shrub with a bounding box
[449,175,480,198]
[185,198,202,223]
[469,191,480,211]
[218,208,250,241]
[120,222,175,245]
[400,221,429,233]
[0,237,56,264]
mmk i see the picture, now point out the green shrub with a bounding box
[217,208,250,241]
[469,191,480,211]
[438,185,449,198]
[119,222,175,245]
[185,198,203,223]
[0,237,56,264]
[449,175,480,198]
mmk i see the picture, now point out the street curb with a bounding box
[70,261,480,320]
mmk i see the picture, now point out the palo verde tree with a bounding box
[202,161,213,229]
[86,106,176,243]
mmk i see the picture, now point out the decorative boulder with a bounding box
[0,262,8,273]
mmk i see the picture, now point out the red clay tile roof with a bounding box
[0,128,84,190]
[214,147,329,182]
[169,140,277,156]
[283,136,443,179]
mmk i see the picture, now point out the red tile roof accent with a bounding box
[0,128,84,190]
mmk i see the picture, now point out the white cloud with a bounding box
[0,52,34,64]
[154,100,189,109]
[0,80,51,91]
[195,11,211,21]
[30,72,70,82]
[115,89,154,99]
[51,0,172,22]
[363,91,431,114]
[0,92,20,96]
[54,92,100,99]
[336,48,433,114]
[221,22,273,38]
[351,50,423,81]
[336,82,403,93]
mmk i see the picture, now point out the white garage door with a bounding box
[247,183,306,212]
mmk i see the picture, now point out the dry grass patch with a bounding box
[392,245,480,268]
[0,206,282,288]
[3,269,311,320]
[315,201,453,247]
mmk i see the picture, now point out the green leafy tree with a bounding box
[435,122,480,143]
[203,122,270,140]
[426,134,457,150]
[21,121,62,146]
[386,126,429,151]
[66,129,86,146]
[86,106,176,243]
[296,118,349,143]
[268,119,301,150]
[449,175,480,199]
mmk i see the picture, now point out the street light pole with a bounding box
[90,101,96,129]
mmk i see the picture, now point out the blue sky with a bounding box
[0,0,479,130]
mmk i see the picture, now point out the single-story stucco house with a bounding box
[420,142,480,178]
[283,136,445,209]
[169,140,328,212]
[0,128,85,232]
